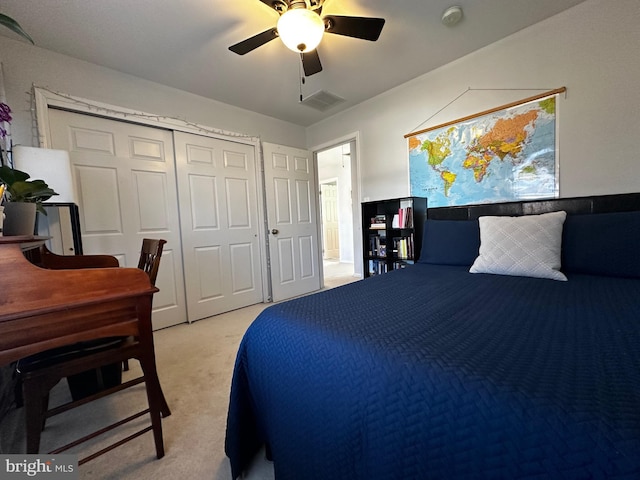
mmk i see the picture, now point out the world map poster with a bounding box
[408,91,560,207]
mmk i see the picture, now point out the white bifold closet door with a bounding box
[47,108,187,330]
[173,131,263,322]
[47,108,321,326]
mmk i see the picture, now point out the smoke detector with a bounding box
[442,6,463,27]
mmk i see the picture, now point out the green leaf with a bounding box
[0,165,30,184]
[8,180,57,202]
[0,13,35,45]
[0,166,58,211]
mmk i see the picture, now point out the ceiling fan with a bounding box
[229,0,385,77]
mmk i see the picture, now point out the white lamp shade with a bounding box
[12,146,77,203]
[277,9,324,53]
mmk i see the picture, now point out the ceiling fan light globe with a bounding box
[277,8,324,53]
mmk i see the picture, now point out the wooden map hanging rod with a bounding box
[404,87,566,139]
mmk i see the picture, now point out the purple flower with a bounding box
[0,102,11,138]
[0,102,12,124]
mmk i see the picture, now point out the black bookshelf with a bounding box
[361,197,427,278]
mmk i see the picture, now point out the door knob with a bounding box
[271,229,279,235]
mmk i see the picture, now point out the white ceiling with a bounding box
[1,0,587,127]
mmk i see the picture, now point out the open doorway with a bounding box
[317,142,357,288]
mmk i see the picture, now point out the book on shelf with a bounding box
[368,233,386,257]
[396,206,413,228]
[368,259,388,276]
[370,214,386,229]
[392,234,414,260]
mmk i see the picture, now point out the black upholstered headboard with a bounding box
[427,193,640,220]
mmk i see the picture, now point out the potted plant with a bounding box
[0,165,58,235]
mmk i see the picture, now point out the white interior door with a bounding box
[47,109,187,330]
[321,182,340,259]
[174,131,264,322]
[263,142,321,302]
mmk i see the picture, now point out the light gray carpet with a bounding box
[2,268,359,479]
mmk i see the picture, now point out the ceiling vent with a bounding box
[300,90,345,111]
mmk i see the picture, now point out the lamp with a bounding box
[277,8,325,53]
[12,146,77,203]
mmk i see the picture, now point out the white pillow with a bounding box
[469,210,568,281]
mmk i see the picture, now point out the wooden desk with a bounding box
[0,237,158,365]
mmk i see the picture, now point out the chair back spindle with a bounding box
[137,239,166,286]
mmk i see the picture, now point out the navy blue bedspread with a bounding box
[225,265,640,479]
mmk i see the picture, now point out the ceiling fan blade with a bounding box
[301,49,323,76]
[323,15,385,41]
[229,28,278,55]
[258,0,287,13]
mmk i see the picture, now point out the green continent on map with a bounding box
[421,127,455,167]
[441,170,457,197]
[462,153,493,183]
[538,97,556,115]
[419,127,458,193]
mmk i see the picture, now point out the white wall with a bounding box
[306,0,640,202]
[0,36,307,150]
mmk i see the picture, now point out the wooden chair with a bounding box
[16,239,170,464]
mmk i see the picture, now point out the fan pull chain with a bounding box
[299,57,306,102]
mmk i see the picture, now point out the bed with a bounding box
[225,193,640,480]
